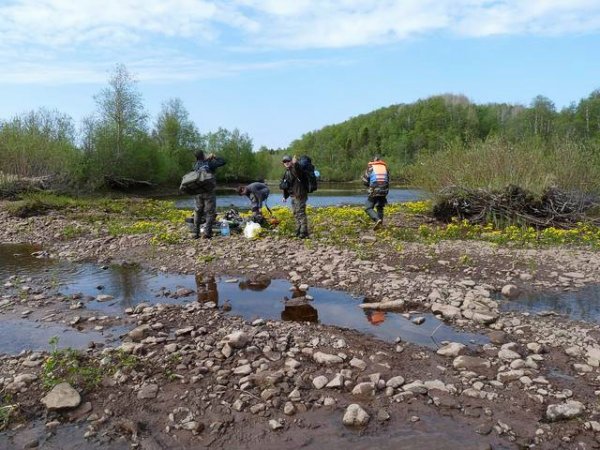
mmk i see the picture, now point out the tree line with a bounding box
[1,63,600,192]
[0,64,281,190]
[288,93,600,183]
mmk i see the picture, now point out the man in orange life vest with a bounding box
[362,155,390,230]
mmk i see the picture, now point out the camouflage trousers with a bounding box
[292,196,308,236]
[194,191,217,237]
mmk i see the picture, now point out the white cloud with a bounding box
[0,0,599,84]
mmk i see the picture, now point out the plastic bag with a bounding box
[243,221,262,239]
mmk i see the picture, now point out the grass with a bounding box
[4,192,600,249]
[409,136,600,198]
[41,337,141,392]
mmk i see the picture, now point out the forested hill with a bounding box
[287,92,600,182]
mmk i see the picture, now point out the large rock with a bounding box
[501,284,519,298]
[546,401,585,421]
[352,382,375,396]
[342,404,370,426]
[41,383,81,410]
[453,356,491,371]
[437,342,466,357]
[313,352,343,365]
[431,303,462,319]
[221,331,249,349]
[359,300,405,311]
[462,309,498,324]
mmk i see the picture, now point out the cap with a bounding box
[282,155,292,163]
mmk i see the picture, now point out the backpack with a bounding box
[179,163,215,194]
[298,155,318,193]
[367,160,389,197]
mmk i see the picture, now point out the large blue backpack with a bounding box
[298,155,318,193]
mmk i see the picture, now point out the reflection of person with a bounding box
[280,155,309,239]
[193,150,226,239]
[361,155,390,230]
[238,276,271,291]
[364,309,386,326]
[281,303,318,322]
[237,182,270,225]
[195,273,219,306]
[281,287,318,323]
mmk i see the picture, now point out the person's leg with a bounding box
[250,195,263,224]
[364,196,379,221]
[297,196,309,238]
[291,197,302,236]
[194,195,205,239]
[204,191,217,238]
[376,196,386,220]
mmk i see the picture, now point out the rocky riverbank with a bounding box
[3,203,600,449]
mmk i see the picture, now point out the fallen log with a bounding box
[359,300,406,311]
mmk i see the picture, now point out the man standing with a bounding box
[237,182,270,224]
[280,155,309,238]
[193,150,226,239]
[362,155,390,230]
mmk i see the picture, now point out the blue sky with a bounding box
[1,0,600,149]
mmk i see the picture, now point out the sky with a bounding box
[1,0,600,149]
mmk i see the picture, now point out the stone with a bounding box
[312,375,329,389]
[326,374,344,388]
[437,343,466,357]
[128,324,151,342]
[349,358,367,371]
[283,402,295,415]
[41,383,81,410]
[313,352,343,365]
[497,370,525,383]
[402,380,428,394]
[137,383,159,399]
[431,303,462,319]
[385,376,405,389]
[352,382,375,396]
[343,404,370,426]
[546,401,585,421]
[501,284,519,298]
[498,349,521,361]
[453,356,491,371]
[222,331,249,349]
[269,419,284,430]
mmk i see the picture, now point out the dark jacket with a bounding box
[194,156,226,173]
[281,162,308,200]
[245,182,270,202]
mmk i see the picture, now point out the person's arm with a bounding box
[207,156,226,170]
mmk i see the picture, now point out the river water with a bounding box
[173,183,425,210]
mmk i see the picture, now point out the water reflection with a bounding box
[15,260,487,348]
[196,273,219,305]
[281,288,319,323]
[500,285,600,321]
[0,243,51,278]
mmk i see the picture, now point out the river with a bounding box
[173,182,426,209]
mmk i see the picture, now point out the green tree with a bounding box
[152,98,201,182]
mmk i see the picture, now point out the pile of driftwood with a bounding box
[433,185,600,229]
[0,174,51,199]
[104,176,154,191]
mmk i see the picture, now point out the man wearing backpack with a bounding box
[280,155,310,239]
[193,150,226,239]
[362,155,390,230]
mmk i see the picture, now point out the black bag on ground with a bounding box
[298,155,318,193]
[179,167,215,194]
